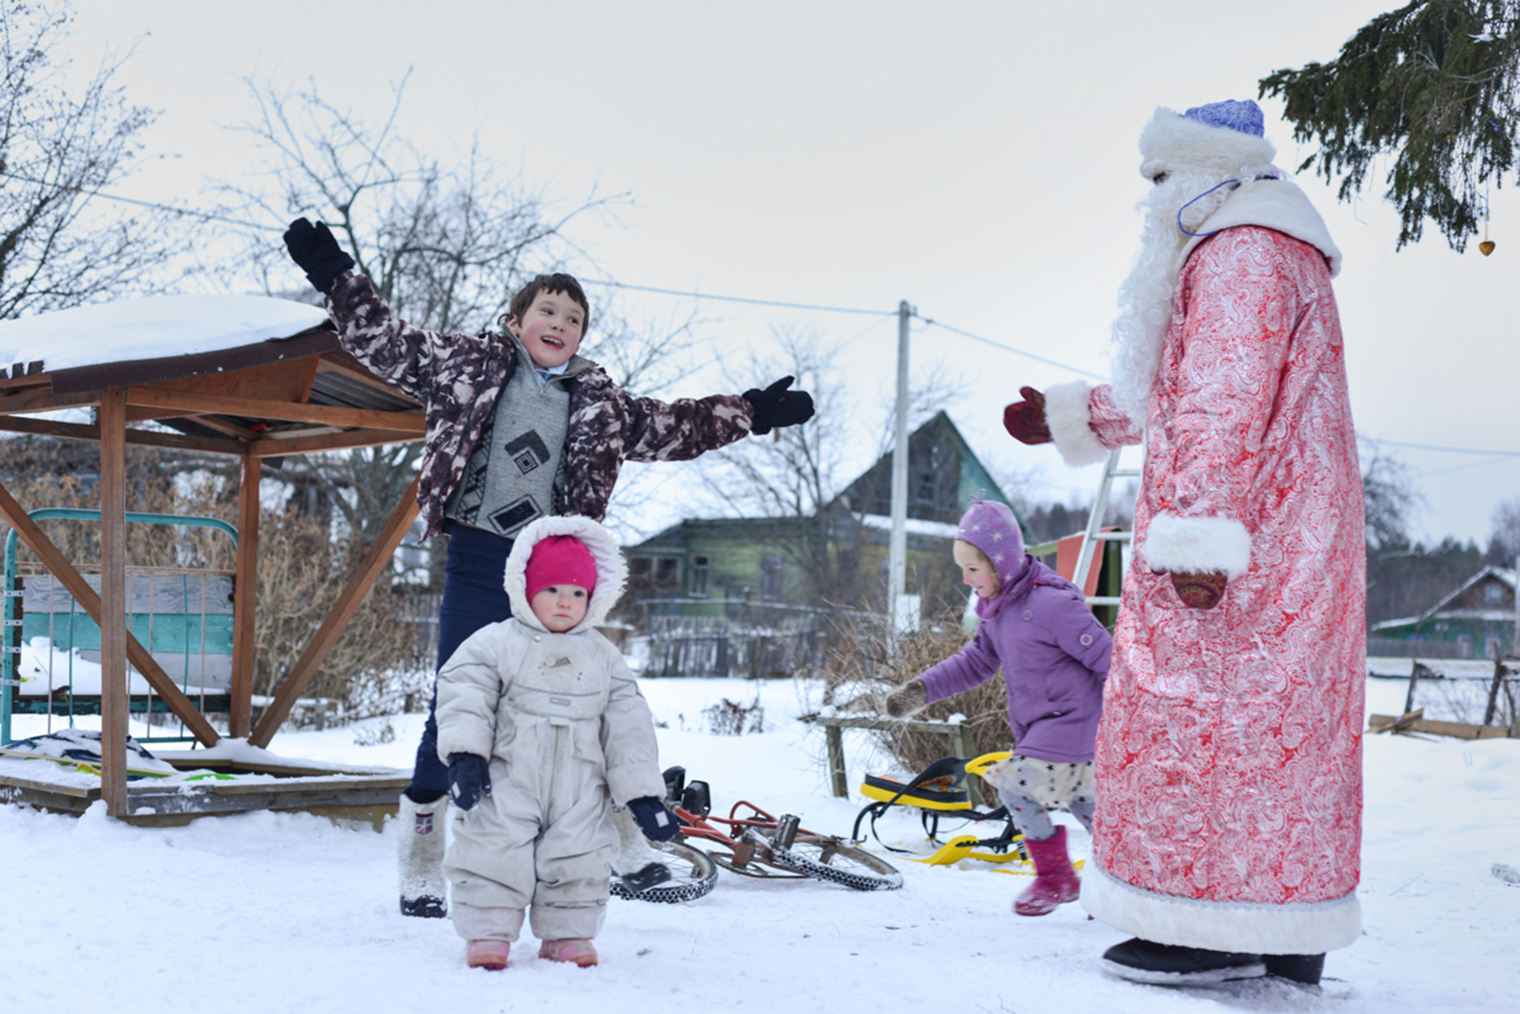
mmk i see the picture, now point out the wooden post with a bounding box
[98,389,128,816]
[1404,659,1422,715]
[230,451,260,738]
[1484,645,1506,726]
[249,478,419,747]
[826,725,848,798]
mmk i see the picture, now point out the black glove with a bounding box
[283,218,355,294]
[446,753,491,811]
[743,376,815,436]
[626,796,679,841]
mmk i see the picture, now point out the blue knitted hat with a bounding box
[955,497,1026,587]
[1181,100,1264,137]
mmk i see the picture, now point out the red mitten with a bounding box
[1003,386,1052,445]
[1170,571,1227,609]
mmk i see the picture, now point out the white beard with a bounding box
[1108,169,1236,424]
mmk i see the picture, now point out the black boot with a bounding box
[1264,953,1325,985]
[1102,938,1267,986]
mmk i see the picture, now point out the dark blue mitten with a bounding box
[627,796,679,841]
[283,218,355,294]
[743,376,815,435]
[446,753,491,811]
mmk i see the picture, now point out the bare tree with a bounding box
[209,74,634,570]
[1487,496,1520,565]
[696,324,859,606]
[0,1,182,319]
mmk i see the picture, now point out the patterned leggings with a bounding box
[984,755,1096,843]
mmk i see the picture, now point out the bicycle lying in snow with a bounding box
[611,766,903,902]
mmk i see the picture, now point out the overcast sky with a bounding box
[63,0,1518,548]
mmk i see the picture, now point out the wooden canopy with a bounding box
[0,312,424,816]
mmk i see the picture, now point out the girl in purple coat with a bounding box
[885,497,1112,916]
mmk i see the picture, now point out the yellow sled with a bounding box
[852,752,1030,865]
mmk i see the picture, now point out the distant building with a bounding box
[1370,566,1517,660]
[621,410,1017,626]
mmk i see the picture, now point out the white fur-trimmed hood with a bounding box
[503,515,628,633]
[1183,178,1343,278]
[1139,107,1277,180]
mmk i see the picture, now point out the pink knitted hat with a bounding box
[524,535,597,600]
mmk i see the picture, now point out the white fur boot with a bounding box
[397,793,448,918]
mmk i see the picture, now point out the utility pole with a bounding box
[888,300,918,636]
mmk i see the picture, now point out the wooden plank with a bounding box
[230,451,260,739]
[0,387,101,416]
[316,353,420,405]
[0,375,51,393]
[246,428,424,458]
[138,357,320,404]
[0,415,245,455]
[1367,712,1513,739]
[826,726,848,798]
[125,386,424,433]
[249,477,420,747]
[98,389,129,816]
[0,479,222,748]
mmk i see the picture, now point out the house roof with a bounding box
[0,295,420,458]
[1370,566,1517,632]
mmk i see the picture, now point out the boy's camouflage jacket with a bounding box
[324,272,755,539]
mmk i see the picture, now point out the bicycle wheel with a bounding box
[772,834,904,891]
[611,839,720,904]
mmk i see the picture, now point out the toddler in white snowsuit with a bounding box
[434,516,675,970]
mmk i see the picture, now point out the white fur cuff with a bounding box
[1143,513,1251,578]
[1082,861,1361,954]
[1044,381,1109,467]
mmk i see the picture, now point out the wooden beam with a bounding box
[124,386,424,433]
[0,387,101,416]
[250,477,420,747]
[247,429,424,458]
[99,389,129,816]
[0,481,223,748]
[230,451,260,739]
[0,416,245,455]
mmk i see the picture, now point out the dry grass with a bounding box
[821,606,1014,791]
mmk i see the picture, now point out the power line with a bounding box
[0,170,281,232]
[914,315,1107,380]
[577,277,894,317]
[1360,435,1520,458]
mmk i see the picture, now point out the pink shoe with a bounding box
[538,938,598,967]
[466,939,510,970]
[1014,825,1080,917]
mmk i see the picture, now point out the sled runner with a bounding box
[851,752,1031,865]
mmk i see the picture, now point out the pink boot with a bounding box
[538,938,598,967]
[1013,825,1080,917]
[466,939,510,970]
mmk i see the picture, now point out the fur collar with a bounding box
[1180,178,1342,278]
[503,515,628,633]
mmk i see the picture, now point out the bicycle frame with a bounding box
[672,800,816,876]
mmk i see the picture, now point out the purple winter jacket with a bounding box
[918,556,1112,763]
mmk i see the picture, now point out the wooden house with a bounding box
[623,411,1016,626]
[1370,566,1517,660]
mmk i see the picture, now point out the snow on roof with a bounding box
[0,294,329,375]
[856,513,963,540]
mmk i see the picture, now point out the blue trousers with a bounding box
[408,524,514,801]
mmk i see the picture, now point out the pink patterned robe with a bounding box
[1060,225,1365,954]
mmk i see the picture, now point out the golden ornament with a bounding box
[1479,240,1495,256]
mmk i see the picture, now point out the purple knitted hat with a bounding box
[1182,99,1264,137]
[955,497,1026,586]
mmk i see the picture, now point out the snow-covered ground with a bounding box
[3,676,1518,1013]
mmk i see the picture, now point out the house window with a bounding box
[760,555,783,600]
[915,471,936,503]
[690,555,710,597]
[1483,582,1504,604]
[655,557,679,589]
